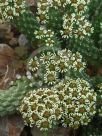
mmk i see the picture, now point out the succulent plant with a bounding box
[0,79,29,116]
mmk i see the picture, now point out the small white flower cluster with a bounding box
[50,0,69,9]
[34,26,55,47]
[52,0,90,10]
[0,0,26,20]
[36,0,51,24]
[97,84,102,117]
[37,0,90,20]
[52,78,97,129]
[19,88,62,131]
[61,13,94,39]
[27,49,86,86]
[36,0,93,40]
[36,0,62,24]
[69,0,90,13]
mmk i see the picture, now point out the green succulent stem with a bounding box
[0,80,29,117]
[12,9,40,43]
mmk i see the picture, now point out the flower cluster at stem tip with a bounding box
[36,0,93,40]
[34,27,55,47]
[19,88,62,131]
[16,49,97,130]
[19,78,97,131]
[52,78,97,129]
[0,0,26,20]
[27,49,86,87]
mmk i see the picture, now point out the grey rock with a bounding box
[18,34,28,46]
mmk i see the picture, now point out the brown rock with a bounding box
[31,126,42,136]
[5,32,14,40]
[0,114,24,136]
[0,44,14,57]
[97,66,102,75]
[0,44,14,73]
[9,38,18,46]
[0,44,15,89]
[0,44,28,89]
[0,22,11,38]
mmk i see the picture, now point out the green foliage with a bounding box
[89,0,102,66]
[68,38,99,66]
[0,79,29,117]
[12,9,39,43]
[78,116,102,136]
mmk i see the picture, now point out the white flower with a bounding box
[45,38,55,46]
[34,27,47,39]
[44,71,58,85]
[28,57,39,72]
[46,61,57,71]
[56,59,69,73]
[26,71,32,79]
[16,74,21,79]
[40,52,55,64]
[60,28,73,38]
